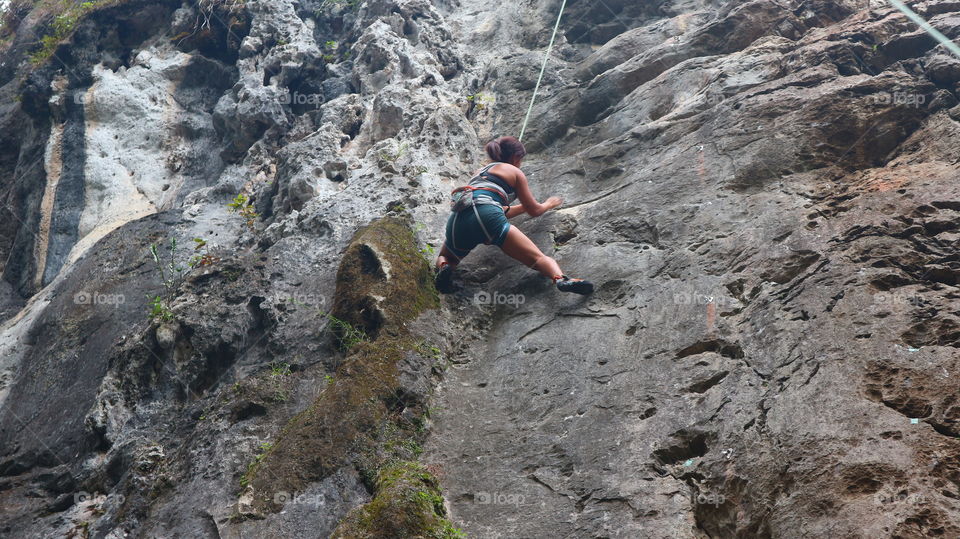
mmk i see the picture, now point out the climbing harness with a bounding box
[887,0,960,59]
[449,163,514,212]
[518,0,568,141]
[449,163,515,244]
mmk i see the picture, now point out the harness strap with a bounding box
[478,163,514,194]
[480,162,501,174]
[472,203,494,244]
[456,185,505,198]
[451,210,460,249]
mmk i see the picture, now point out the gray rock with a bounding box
[1,0,960,537]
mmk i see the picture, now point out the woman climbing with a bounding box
[435,136,594,295]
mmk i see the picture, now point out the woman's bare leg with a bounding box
[499,226,563,279]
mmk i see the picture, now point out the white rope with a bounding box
[887,0,960,59]
[519,0,568,142]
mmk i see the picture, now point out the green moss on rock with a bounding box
[243,217,448,523]
[331,462,465,539]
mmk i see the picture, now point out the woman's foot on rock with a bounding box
[555,275,594,295]
[435,263,456,293]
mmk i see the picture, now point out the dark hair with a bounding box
[485,136,526,164]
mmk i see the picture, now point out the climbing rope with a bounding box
[518,0,568,142]
[887,0,960,59]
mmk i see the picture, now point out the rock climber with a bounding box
[434,136,594,295]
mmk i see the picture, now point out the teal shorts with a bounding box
[444,202,510,261]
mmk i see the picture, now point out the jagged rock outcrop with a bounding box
[1,0,959,537]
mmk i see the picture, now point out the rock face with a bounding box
[1,0,959,537]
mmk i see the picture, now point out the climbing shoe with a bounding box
[435,263,456,294]
[555,275,594,295]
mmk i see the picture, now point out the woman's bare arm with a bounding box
[495,164,561,217]
[503,205,526,219]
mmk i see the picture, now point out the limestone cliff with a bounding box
[1,0,959,537]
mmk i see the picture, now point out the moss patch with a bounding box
[26,0,122,64]
[331,462,465,539]
[244,217,445,522]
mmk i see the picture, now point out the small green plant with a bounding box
[321,39,340,62]
[227,193,259,231]
[419,244,435,257]
[441,523,467,538]
[380,142,409,163]
[148,295,174,322]
[319,0,360,10]
[29,0,108,64]
[324,374,335,384]
[222,267,242,282]
[326,314,367,351]
[416,341,442,360]
[240,440,274,488]
[466,92,495,111]
[269,361,291,377]
[146,237,211,322]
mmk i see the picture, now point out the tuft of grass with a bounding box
[269,361,291,377]
[326,314,367,351]
[146,237,212,322]
[240,441,274,489]
[28,0,115,65]
[379,142,409,163]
